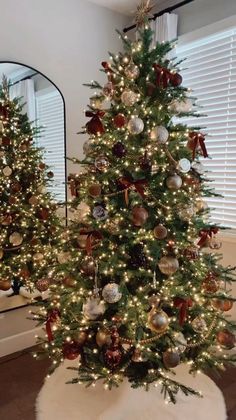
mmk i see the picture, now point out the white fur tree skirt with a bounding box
[36,361,226,420]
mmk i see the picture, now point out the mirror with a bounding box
[0,62,66,312]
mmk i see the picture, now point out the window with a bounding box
[177,27,236,229]
[36,89,65,202]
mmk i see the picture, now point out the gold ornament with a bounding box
[81,257,96,276]
[73,330,88,346]
[153,224,167,240]
[124,62,140,80]
[96,329,111,347]
[57,251,71,264]
[3,166,12,176]
[158,256,179,275]
[33,252,44,262]
[9,232,23,246]
[0,279,12,291]
[135,0,153,27]
[148,308,169,333]
[62,276,76,288]
[36,278,50,292]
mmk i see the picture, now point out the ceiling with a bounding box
[88,0,164,16]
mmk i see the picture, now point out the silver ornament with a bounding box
[127,117,144,135]
[94,155,109,171]
[177,158,191,173]
[9,232,23,246]
[158,256,179,275]
[102,283,122,303]
[150,126,169,143]
[124,63,140,80]
[173,332,187,353]
[92,205,108,221]
[148,309,169,333]
[192,316,207,333]
[121,89,138,106]
[166,174,182,190]
[83,296,106,320]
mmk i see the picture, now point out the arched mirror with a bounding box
[0,62,66,314]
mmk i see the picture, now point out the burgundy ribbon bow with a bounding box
[85,110,105,135]
[46,309,60,342]
[198,227,219,247]
[119,177,147,205]
[189,132,208,160]
[80,229,102,255]
[174,297,193,326]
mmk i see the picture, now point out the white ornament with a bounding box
[191,161,205,175]
[170,98,192,113]
[121,89,138,106]
[83,296,105,320]
[3,166,12,176]
[150,126,169,143]
[102,283,122,303]
[9,232,23,246]
[177,158,191,173]
[127,117,144,135]
[173,332,187,353]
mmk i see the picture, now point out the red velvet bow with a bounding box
[174,297,193,326]
[198,227,219,247]
[85,110,105,135]
[80,229,102,255]
[119,177,147,205]
[189,132,208,160]
[46,309,60,342]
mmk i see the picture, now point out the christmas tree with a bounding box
[35,2,236,403]
[0,77,61,296]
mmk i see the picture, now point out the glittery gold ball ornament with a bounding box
[163,350,180,368]
[95,155,110,172]
[9,232,23,246]
[158,256,179,275]
[83,296,106,320]
[96,329,111,347]
[33,252,44,262]
[192,316,207,333]
[124,62,140,80]
[3,166,12,176]
[121,89,138,106]
[0,279,11,291]
[73,330,88,346]
[153,224,167,240]
[150,126,169,143]
[36,278,50,292]
[102,283,122,304]
[127,117,144,135]
[148,308,169,333]
[166,174,182,190]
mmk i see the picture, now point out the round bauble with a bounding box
[148,294,161,308]
[177,158,191,173]
[124,62,140,80]
[62,276,76,288]
[173,332,187,353]
[158,256,179,275]
[103,82,114,98]
[57,251,70,264]
[10,181,22,193]
[83,139,93,155]
[112,141,127,158]
[33,252,44,262]
[28,196,39,206]
[62,341,80,360]
[184,246,199,261]
[131,206,149,227]
[47,171,54,179]
[80,257,96,276]
[36,278,49,292]
[83,296,106,320]
[121,89,138,106]
[139,154,152,171]
[212,299,233,312]
[96,329,111,347]
[92,204,108,221]
[73,330,88,346]
[148,309,169,333]
[178,204,196,221]
[94,155,109,172]
[163,350,180,368]
[104,344,123,369]
[171,73,183,87]
[9,232,23,246]
[3,166,12,176]
[202,277,219,293]
[74,201,90,222]
[102,283,122,304]
[127,117,144,135]
[88,183,101,198]
[1,214,12,225]
[170,98,192,114]
[113,113,127,128]
[150,126,169,143]
[0,279,11,291]
[191,316,207,333]
[166,174,182,190]
[153,224,168,240]
[216,329,236,349]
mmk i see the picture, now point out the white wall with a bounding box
[0,0,128,172]
[155,0,236,35]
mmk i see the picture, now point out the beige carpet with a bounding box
[36,361,226,420]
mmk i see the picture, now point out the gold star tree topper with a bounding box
[135,0,154,27]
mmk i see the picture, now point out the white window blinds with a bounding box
[36,90,65,202]
[177,28,236,229]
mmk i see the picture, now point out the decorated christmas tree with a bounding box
[35,2,236,402]
[0,77,61,296]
